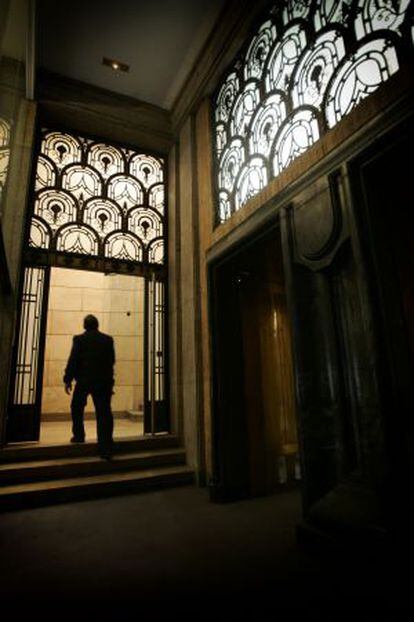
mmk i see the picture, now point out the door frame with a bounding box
[6,264,51,442]
[208,219,294,501]
[5,123,170,443]
[6,258,170,442]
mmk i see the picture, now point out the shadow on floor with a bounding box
[0,486,410,614]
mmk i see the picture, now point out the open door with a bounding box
[209,225,299,501]
[7,265,50,442]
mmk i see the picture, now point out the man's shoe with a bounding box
[70,437,85,443]
[99,453,113,461]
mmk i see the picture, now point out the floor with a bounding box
[39,417,143,444]
[0,486,410,616]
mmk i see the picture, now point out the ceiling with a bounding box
[37,0,225,110]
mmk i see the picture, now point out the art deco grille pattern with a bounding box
[0,118,11,205]
[29,129,165,265]
[213,0,414,224]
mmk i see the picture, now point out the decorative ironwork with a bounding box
[145,277,168,432]
[213,0,413,224]
[0,117,11,206]
[29,129,166,265]
[13,266,47,405]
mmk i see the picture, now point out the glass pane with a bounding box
[29,129,166,266]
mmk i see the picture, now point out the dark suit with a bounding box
[64,329,115,455]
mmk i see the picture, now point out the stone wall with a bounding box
[42,267,144,415]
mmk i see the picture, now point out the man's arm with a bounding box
[63,336,80,391]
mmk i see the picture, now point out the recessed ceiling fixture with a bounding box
[102,57,129,72]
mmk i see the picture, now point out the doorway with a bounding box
[210,225,300,500]
[40,266,144,443]
[6,126,169,445]
[7,262,168,443]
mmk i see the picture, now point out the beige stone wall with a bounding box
[42,268,144,414]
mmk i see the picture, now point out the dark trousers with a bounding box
[71,382,114,454]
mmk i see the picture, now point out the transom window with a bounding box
[29,129,165,266]
[213,0,414,225]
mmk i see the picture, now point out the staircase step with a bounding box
[0,434,179,463]
[0,465,194,511]
[0,448,186,485]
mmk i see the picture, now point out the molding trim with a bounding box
[36,69,174,154]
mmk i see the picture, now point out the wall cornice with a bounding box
[36,69,173,154]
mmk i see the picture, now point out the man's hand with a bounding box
[64,382,72,395]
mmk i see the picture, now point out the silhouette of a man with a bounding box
[63,314,115,459]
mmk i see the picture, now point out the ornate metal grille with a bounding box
[145,277,168,433]
[13,266,48,405]
[213,0,414,224]
[29,129,166,266]
[0,117,11,207]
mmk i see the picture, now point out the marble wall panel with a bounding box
[42,267,145,413]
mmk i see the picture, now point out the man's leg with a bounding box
[91,385,114,457]
[71,383,88,441]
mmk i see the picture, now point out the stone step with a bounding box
[0,434,179,463]
[0,465,194,512]
[0,448,186,485]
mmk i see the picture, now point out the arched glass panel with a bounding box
[129,154,164,187]
[265,24,308,94]
[314,0,354,30]
[235,157,268,211]
[244,20,277,82]
[325,37,399,128]
[148,238,164,265]
[104,232,143,262]
[291,29,346,109]
[219,138,245,194]
[62,165,102,202]
[128,207,163,244]
[148,184,165,214]
[213,0,412,224]
[35,156,56,191]
[355,0,411,39]
[56,225,99,255]
[28,128,166,265]
[230,82,261,138]
[41,132,83,170]
[29,217,51,249]
[282,0,312,24]
[82,199,122,237]
[215,72,240,124]
[34,190,77,232]
[107,175,144,210]
[272,109,320,177]
[249,93,287,158]
[87,143,124,179]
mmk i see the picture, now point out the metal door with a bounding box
[144,273,168,434]
[7,265,50,441]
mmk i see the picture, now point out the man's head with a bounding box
[83,314,99,331]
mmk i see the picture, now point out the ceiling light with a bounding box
[102,57,129,73]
